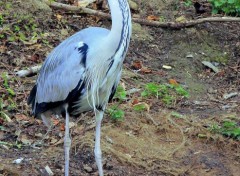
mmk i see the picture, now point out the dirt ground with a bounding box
[0,0,239,176]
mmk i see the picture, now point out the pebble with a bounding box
[83,165,93,173]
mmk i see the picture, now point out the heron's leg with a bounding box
[64,105,71,176]
[34,113,53,146]
[41,112,52,128]
[94,110,104,176]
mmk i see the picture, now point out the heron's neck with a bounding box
[106,0,131,53]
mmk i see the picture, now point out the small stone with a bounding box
[35,133,43,137]
[186,54,193,58]
[50,138,58,144]
[83,165,93,173]
[105,162,113,170]
[69,122,76,129]
[202,61,219,73]
[13,158,24,164]
[106,136,113,144]
[208,87,217,94]
[45,165,54,176]
[162,65,172,70]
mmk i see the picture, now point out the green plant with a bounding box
[14,25,20,32]
[141,82,190,106]
[183,0,193,7]
[173,85,190,98]
[0,98,11,122]
[1,72,15,96]
[2,72,9,88]
[107,106,124,121]
[209,0,240,16]
[114,85,127,101]
[162,94,174,105]
[0,14,3,26]
[107,85,126,121]
[210,120,240,140]
[0,141,22,149]
[171,111,184,118]
[5,3,12,10]
[133,103,146,112]
[6,88,15,96]
[141,83,162,98]
[7,97,16,110]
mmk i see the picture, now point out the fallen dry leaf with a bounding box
[72,126,84,135]
[29,54,40,62]
[68,0,75,5]
[175,16,187,22]
[132,60,142,70]
[0,131,4,140]
[19,134,33,145]
[0,45,7,53]
[140,67,152,74]
[50,138,58,144]
[52,119,60,126]
[132,99,139,106]
[56,14,62,21]
[0,118,4,125]
[35,119,42,125]
[169,79,179,86]
[217,70,225,77]
[147,15,159,21]
[133,102,150,112]
[60,123,65,131]
[15,114,29,121]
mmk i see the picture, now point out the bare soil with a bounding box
[0,0,239,176]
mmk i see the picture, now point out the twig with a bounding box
[166,114,186,157]
[16,65,41,77]
[126,88,141,95]
[44,1,240,29]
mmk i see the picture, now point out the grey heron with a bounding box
[27,0,132,175]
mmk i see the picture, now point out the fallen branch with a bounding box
[44,1,240,29]
[134,16,240,29]
[16,65,41,77]
[44,0,110,18]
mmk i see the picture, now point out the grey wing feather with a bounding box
[36,44,86,103]
[35,27,109,104]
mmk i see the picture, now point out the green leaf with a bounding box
[133,104,146,112]
[114,85,127,101]
[1,72,9,88]
[171,112,184,118]
[228,0,235,4]
[19,32,26,41]
[232,128,240,137]
[141,91,148,97]
[223,121,236,128]
[6,88,15,96]
[108,107,124,121]
[174,85,190,98]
